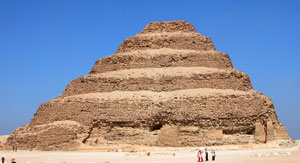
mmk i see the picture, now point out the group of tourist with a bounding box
[197,148,216,162]
[1,157,16,163]
[12,146,17,152]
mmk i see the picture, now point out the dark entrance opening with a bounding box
[150,123,163,131]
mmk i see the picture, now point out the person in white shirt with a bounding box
[197,148,204,162]
[211,149,216,161]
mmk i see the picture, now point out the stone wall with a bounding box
[157,125,180,146]
[90,51,233,74]
[62,70,251,97]
[116,34,215,53]
[6,121,88,150]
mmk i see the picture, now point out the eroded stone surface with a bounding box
[5,121,89,150]
[90,50,233,74]
[139,20,197,34]
[254,122,266,143]
[63,67,251,97]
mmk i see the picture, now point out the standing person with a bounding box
[205,148,208,161]
[211,149,216,161]
[10,158,16,163]
[197,148,204,162]
[1,157,7,163]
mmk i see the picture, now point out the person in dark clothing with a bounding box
[12,146,17,152]
[211,150,216,161]
[1,157,6,163]
[205,148,208,161]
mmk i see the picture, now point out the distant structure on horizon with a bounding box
[4,20,290,150]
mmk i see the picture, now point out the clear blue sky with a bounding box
[0,0,299,139]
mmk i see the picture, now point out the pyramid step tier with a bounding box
[116,32,215,53]
[32,88,278,134]
[90,49,233,74]
[64,67,252,97]
[139,20,197,34]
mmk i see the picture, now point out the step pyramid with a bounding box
[6,20,290,150]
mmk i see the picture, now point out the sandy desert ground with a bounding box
[1,141,299,163]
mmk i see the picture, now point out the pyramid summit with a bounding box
[115,20,215,54]
[140,20,197,33]
[5,20,290,150]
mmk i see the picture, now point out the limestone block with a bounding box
[179,126,199,133]
[254,122,266,143]
[157,125,179,146]
[203,129,223,140]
